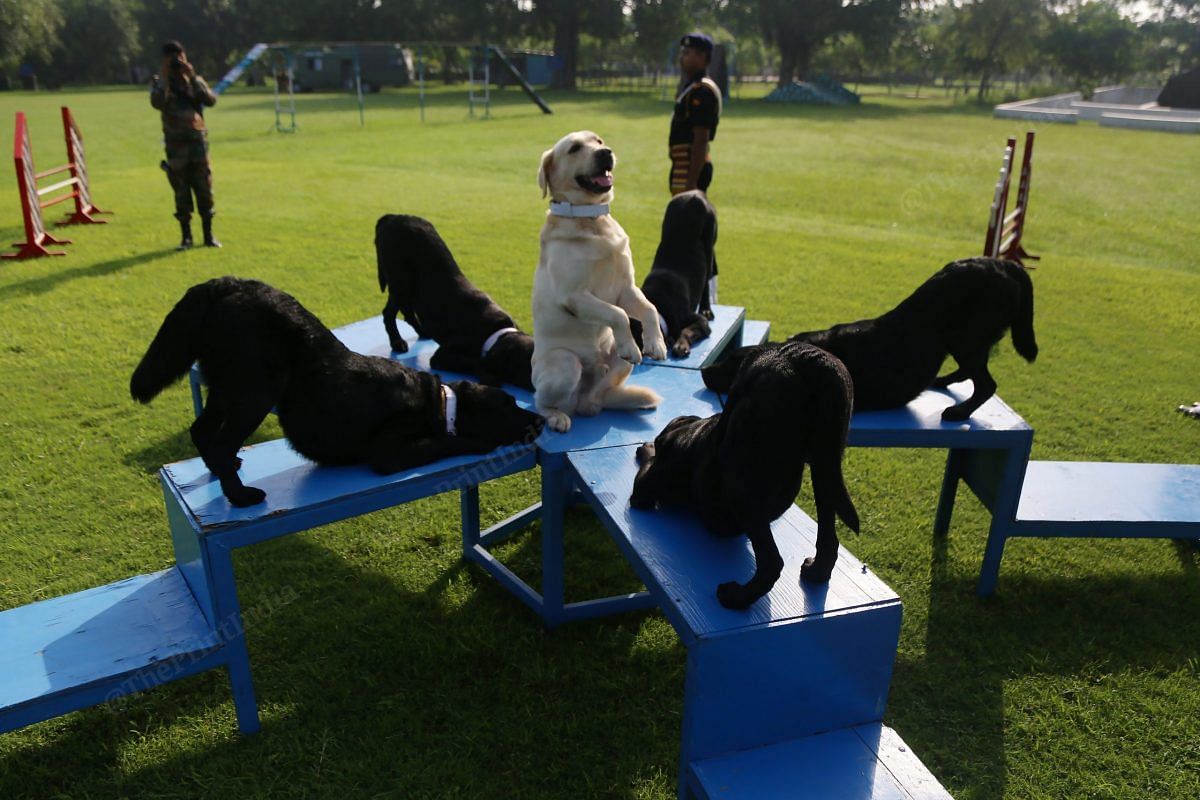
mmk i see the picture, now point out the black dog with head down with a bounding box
[633,190,717,358]
[376,214,535,390]
[131,277,542,507]
[631,341,859,609]
[702,257,1037,421]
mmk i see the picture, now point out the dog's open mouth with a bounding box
[575,170,614,194]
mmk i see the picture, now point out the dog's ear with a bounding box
[538,148,554,199]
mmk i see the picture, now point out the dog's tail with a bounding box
[1009,262,1038,363]
[375,215,393,293]
[812,456,861,534]
[602,382,662,411]
[130,280,223,404]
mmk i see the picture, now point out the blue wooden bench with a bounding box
[569,444,950,800]
[159,436,537,733]
[938,460,1200,592]
[0,568,224,735]
[186,306,768,415]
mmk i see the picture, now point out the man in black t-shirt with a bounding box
[669,32,721,196]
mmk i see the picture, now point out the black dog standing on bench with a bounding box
[703,257,1038,421]
[632,190,718,358]
[376,214,535,390]
[131,277,542,508]
[631,342,860,609]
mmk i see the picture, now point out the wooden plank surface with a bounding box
[0,568,219,713]
[569,444,897,638]
[1017,461,1200,525]
[688,723,952,800]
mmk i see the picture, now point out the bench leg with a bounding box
[934,449,963,537]
[975,443,1032,598]
[460,485,480,552]
[540,453,570,628]
[207,540,261,734]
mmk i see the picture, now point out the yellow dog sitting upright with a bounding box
[532,131,667,433]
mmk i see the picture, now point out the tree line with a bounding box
[2,0,1196,99]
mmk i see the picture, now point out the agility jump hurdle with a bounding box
[3,107,110,261]
[983,131,1037,266]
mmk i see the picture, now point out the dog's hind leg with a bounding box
[716,521,784,609]
[383,293,408,353]
[533,348,583,433]
[191,390,275,507]
[596,354,661,412]
[941,351,997,421]
[803,459,857,584]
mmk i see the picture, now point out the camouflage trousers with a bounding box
[162,138,214,222]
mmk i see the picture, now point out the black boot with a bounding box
[177,218,193,251]
[201,217,221,248]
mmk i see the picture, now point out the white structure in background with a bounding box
[995,85,1200,133]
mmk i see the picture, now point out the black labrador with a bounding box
[131,277,542,508]
[376,214,535,389]
[632,190,717,358]
[703,257,1038,421]
[631,341,859,610]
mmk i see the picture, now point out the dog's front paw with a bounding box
[941,404,972,422]
[389,337,409,354]
[543,410,572,433]
[643,339,668,361]
[800,556,835,584]
[716,581,757,610]
[617,340,643,364]
[671,339,692,359]
[224,484,266,508]
[701,308,715,321]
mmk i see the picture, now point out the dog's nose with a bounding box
[596,148,614,168]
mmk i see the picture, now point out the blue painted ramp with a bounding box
[0,568,222,733]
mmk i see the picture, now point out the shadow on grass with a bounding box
[891,531,1200,798]
[0,531,678,798]
[0,248,179,303]
[121,422,285,475]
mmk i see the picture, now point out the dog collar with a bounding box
[481,326,520,358]
[549,200,610,218]
[657,313,669,340]
[441,384,457,436]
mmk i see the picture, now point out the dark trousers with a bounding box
[163,138,214,222]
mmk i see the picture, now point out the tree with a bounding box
[1137,0,1200,77]
[945,0,1046,101]
[0,0,62,78]
[750,0,900,87]
[530,0,624,89]
[1044,2,1139,98]
[41,0,140,85]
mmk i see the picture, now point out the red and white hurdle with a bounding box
[3,107,110,261]
[983,130,1038,266]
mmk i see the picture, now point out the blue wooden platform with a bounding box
[0,568,225,734]
[687,723,953,800]
[569,444,913,798]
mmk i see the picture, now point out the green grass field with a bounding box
[0,81,1198,799]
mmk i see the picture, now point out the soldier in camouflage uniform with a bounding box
[150,40,220,249]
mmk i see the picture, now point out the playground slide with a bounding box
[213,43,270,95]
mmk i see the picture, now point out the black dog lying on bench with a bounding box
[376,214,535,390]
[703,257,1038,421]
[632,190,718,358]
[631,341,859,610]
[131,277,542,508]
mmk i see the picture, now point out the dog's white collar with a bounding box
[481,326,520,358]
[441,384,457,436]
[549,200,610,218]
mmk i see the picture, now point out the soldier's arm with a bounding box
[149,76,167,109]
[193,76,218,107]
[686,126,710,191]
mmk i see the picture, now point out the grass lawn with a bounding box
[1,81,1198,799]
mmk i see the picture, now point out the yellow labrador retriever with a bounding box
[532,131,668,433]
